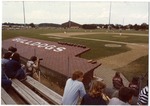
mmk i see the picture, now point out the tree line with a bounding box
[2,22,148,31]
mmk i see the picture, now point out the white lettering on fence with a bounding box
[12,38,66,52]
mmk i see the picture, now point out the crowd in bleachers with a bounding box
[62,71,148,105]
[1,46,148,105]
[2,46,40,89]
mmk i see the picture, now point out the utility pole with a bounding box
[23,1,26,26]
[69,1,71,28]
[108,2,112,30]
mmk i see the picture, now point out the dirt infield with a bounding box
[42,32,148,37]
[99,44,148,69]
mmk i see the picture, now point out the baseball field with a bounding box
[2,28,148,87]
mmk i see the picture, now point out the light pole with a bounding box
[23,1,26,27]
[68,1,71,28]
[108,2,112,30]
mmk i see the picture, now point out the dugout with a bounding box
[2,37,101,89]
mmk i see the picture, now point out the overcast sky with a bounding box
[2,1,149,25]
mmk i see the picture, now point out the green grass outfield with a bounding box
[2,28,148,83]
[2,28,148,59]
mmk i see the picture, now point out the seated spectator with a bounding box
[112,72,124,90]
[2,52,12,64]
[128,76,140,105]
[1,52,12,90]
[129,76,139,96]
[62,71,86,105]
[2,52,12,90]
[26,56,40,81]
[5,53,26,81]
[108,86,133,105]
[8,46,17,53]
[137,82,148,105]
[2,69,12,90]
[81,80,108,105]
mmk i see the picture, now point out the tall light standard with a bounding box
[68,1,71,28]
[108,2,112,30]
[23,1,26,27]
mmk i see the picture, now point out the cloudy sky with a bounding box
[2,1,149,25]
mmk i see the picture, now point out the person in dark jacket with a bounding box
[81,81,108,105]
[5,53,26,81]
[128,76,140,105]
[2,52,12,90]
[2,69,12,90]
[8,46,17,53]
[112,72,124,90]
[129,76,139,97]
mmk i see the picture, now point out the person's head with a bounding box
[30,56,37,62]
[115,72,120,77]
[89,81,106,98]
[72,71,83,81]
[8,46,17,53]
[119,87,133,103]
[131,76,139,85]
[11,53,20,62]
[3,52,12,59]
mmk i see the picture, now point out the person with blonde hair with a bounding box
[81,81,108,105]
[62,71,86,105]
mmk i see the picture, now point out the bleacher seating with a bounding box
[25,76,62,105]
[1,76,62,105]
[1,88,17,105]
[12,79,49,105]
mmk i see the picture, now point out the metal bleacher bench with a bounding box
[25,76,62,105]
[2,76,62,105]
[12,78,49,105]
[1,87,17,105]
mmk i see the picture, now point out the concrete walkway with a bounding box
[94,64,129,97]
[94,43,148,97]
[94,65,129,88]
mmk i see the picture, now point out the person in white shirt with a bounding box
[26,56,40,81]
[62,71,86,105]
[108,87,133,105]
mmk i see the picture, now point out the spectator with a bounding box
[112,72,124,90]
[5,53,26,81]
[2,52,12,65]
[108,86,133,105]
[129,76,140,104]
[62,71,86,105]
[2,70,12,90]
[8,46,17,53]
[26,56,40,81]
[8,46,26,69]
[137,84,148,105]
[2,52,12,90]
[81,80,108,105]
